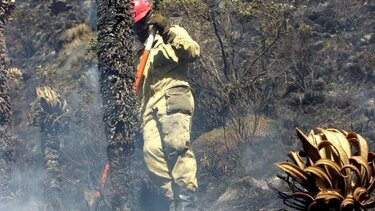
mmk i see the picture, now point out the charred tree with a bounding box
[97,0,137,209]
[0,0,15,208]
[31,86,69,210]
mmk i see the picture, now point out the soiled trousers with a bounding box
[142,112,198,201]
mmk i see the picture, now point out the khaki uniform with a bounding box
[137,25,200,201]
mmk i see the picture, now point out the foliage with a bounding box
[6,67,22,91]
[30,87,69,210]
[160,1,290,184]
[4,0,375,210]
[30,86,69,132]
[277,128,375,210]
[0,0,16,208]
[159,0,289,141]
[0,0,15,24]
[159,0,207,16]
[87,36,97,51]
[194,114,273,179]
[60,23,93,43]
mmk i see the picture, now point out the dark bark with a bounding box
[32,86,68,211]
[97,0,137,209]
[0,0,15,208]
[41,132,63,211]
[40,118,64,210]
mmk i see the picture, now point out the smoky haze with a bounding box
[3,0,375,210]
[5,0,168,210]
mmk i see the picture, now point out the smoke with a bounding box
[3,0,109,209]
[85,0,97,30]
[6,167,47,211]
[243,136,290,178]
[85,66,101,92]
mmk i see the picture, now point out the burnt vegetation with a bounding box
[0,0,374,210]
[0,0,15,209]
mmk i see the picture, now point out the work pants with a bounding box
[143,98,198,201]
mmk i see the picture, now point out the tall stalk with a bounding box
[0,0,15,208]
[31,86,69,210]
[97,0,137,209]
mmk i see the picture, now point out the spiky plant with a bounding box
[97,0,138,209]
[277,128,375,211]
[31,86,69,210]
[0,0,15,208]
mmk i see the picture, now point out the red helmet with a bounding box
[132,0,152,23]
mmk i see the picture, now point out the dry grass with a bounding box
[7,67,22,79]
[59,23,94,59]
[7,67,22,90]
[193,114,273,175]
[60,23,93,44]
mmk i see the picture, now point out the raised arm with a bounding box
[148,14,200,64]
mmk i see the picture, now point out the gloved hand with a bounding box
[147,13,176,43]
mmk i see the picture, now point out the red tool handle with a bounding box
[133,27,156,93]
[96,162,110,197]
[133,50,151,93]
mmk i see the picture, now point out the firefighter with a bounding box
[132,0,200,210]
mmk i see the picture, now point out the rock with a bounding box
[364,99,375,121]
[365,33,375,44]
[267,176,283,188]
[360,34,375,45]
[364,34,372,41]
[360,38,367,45]
[312,40,324,51]
[212,176,286,210]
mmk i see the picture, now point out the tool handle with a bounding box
[96,162,110,197]
[133,27,157,93]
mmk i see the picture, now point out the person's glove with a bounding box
[147,13,176,43]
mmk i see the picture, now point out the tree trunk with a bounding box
[41,132,63,211]
[32,86,68,210]
[0,0,15,208]
[97,0,137,209]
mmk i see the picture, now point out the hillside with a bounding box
[1,0,375,210]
